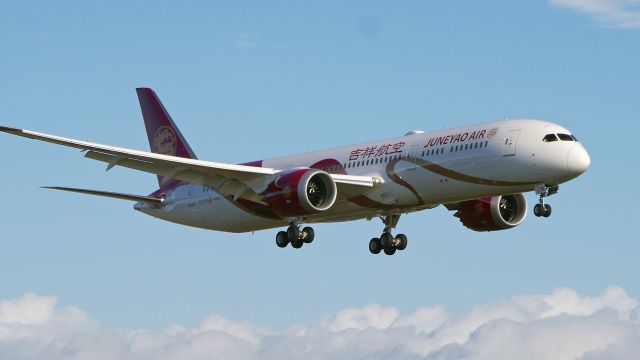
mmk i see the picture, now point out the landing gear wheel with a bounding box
[276,231,289,248]
[383,247,396,256]
[380,233,394,249]
[302,227,314,244]
[291,240,303,249]
[396,234,408,251]
[534,203,544,217]
[535,184,558,218]
[287,226,300,241]
[369,238,382,254]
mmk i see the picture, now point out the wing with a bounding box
[42,186,164,206]
[0,126,380,201]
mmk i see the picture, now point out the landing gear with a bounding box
[533,203,552,218]
[369,215,408,256]
[275,223,315,249]
[534,184,558,218]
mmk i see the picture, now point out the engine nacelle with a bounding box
[263,168,337,217]
[454,194,527,232]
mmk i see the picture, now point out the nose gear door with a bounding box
[503,129,520,157]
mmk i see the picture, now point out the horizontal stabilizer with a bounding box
[42,186,164,206]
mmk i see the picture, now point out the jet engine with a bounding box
[454,194,527,232]
[263,168,337,217]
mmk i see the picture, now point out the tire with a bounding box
[302,227,314,244]
[287,226,300,241]
[534,204,543,217]
[396,234,408,251]
[543,204,552,218]
[276,231,289,248]
[383,247,396,256]
[380,233,394,249]
[369,238,382,254]
[291,240,303,249]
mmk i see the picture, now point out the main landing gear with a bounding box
[369,214,408,256]
[275,222,314,249]
[533,184,559,218]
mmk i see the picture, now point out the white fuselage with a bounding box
[135,119,590,232]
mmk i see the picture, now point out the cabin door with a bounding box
[503,129,520,157]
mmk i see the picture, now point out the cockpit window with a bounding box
[571,135,579,142]
[543,134,558,142]
[558,133,574,141]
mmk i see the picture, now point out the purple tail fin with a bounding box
[136,87,197,186]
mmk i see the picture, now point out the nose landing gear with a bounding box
[369,215,408,256]
[534,184,558,218]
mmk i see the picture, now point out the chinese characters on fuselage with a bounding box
[349,142,405,161]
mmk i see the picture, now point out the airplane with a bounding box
[0,88,591,255]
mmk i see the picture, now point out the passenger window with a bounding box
[543,134,558,142]
[558,133,574,141]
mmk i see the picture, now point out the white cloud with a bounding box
[551,0,640,29]
[0,287,639,359]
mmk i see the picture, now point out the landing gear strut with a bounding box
[369,214,408,256]
[534,184,558,218]
[275,221,314,249]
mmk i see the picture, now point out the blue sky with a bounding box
[1,1,640,358]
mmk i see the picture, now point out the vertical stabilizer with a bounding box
[136,87,197,186]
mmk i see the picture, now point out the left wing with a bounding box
[0,126,379,201]
[42,186,164,206]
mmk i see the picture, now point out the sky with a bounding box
[0,0,639,358]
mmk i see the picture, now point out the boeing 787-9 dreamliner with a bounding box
[0,88,590,255]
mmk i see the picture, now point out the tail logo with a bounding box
[152,126,177,156]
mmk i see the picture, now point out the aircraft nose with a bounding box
[567,145,591,176]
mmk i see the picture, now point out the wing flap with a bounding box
[331,174,382,198]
